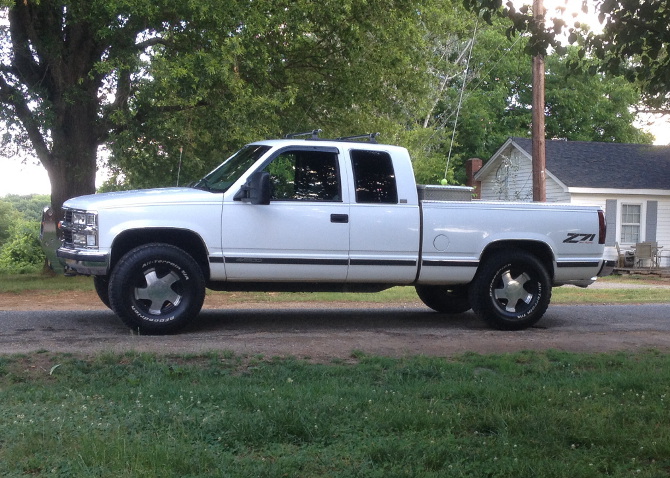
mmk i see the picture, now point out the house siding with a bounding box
[479,148,571,202]
[570,193,670,267]
[547,180,570,203]
[658,200,670,267]
[481,148,570,202]
[479,148,532,201]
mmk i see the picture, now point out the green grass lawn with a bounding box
[1,273,670,476]
[2,272,668,305]
[2,350,670,477]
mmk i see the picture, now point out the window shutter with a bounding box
[646,201,658,242]
[605,199,617,246]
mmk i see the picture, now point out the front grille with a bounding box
[61,209,73,246]
[62,229,73,246]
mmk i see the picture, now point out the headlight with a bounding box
[73,233,98,247]
[66,209,99,249]
[72,212,97,226]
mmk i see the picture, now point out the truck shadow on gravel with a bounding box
[189,308,491,334]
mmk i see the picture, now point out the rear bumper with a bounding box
[597,259,616,278]
[597,246,618,277]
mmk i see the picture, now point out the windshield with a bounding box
[192,145,271,193]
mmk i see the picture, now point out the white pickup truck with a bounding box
[46,133,613,334]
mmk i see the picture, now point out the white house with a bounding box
[469,137,670,268]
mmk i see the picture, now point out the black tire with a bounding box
[415,284,471,314]
[108,243,206,335]
[469,250,551,330]
[93,275,111,309]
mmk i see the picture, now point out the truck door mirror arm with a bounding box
[234,171,271,205]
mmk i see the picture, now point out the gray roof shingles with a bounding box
[511,137,670,190]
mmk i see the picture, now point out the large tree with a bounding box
[415,18,651,185]
[582,0,670,115]
[0,0,436,215]
[461,0,670,114]
[453,30,651,161]
[102,0,440,190]
[1,0,199,217]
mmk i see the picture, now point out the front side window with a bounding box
[350,150,398,204]
[620,204,641,244]
[263,150,341,201]
[193,145,271,193]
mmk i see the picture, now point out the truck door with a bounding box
[221,146,350,282]
[346,149,420,283]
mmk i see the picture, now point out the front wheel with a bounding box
[469,250,551,330]
[108,243,206,334]
[93,275,111,309]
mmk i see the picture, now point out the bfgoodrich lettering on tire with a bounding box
[108,243,205,334]
[469,250,551,330]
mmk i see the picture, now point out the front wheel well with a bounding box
[479,241,555,280]
[109,229,210,279]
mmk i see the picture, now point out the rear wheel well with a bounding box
[480,241,554,280]
[109,229,210,279]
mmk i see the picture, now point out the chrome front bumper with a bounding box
[56,247,109,276]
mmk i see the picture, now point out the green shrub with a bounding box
[0,200,20,246]
[0,219,45,273]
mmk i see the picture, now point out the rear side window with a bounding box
[350,150,398,204]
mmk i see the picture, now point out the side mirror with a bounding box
[235,171,271,205]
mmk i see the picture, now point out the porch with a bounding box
[615,242,670,273]
[613,266,670,279]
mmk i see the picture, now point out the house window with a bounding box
[620,204,641,244]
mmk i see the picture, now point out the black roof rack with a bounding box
[283,130,381,144]
[336,133,380,144]
[285,129,322,139]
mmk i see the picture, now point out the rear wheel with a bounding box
[108,243,206,334]
[469,250,551,330]
[415,285,471,314]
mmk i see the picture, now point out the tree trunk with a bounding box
[43,98,99,223]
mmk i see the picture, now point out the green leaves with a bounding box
[102,0,440,190]
[463,0,670,113]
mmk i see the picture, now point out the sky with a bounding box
[1,116,667,197]
[1,0,668,197]
[0,156,111,196]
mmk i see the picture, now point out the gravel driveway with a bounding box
[1,281,669,358]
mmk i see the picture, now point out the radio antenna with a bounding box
[176,146,183,186]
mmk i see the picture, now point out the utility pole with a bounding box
[532,0,546,202]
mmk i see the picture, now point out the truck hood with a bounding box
[63,187,220,211]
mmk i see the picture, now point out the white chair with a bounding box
[634,242,654,269]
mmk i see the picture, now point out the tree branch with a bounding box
[635,107,670,116]
[135,36,169,51]
[7,3,50,89]
[0,74,52,166]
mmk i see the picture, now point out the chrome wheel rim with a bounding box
[493,270,534,314]
[134,268,182,315]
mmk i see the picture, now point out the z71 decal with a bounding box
[563,233,596,244]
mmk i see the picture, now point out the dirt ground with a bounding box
[0,289,260,311]
[3,277,669,311]
[2,283,670,359]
